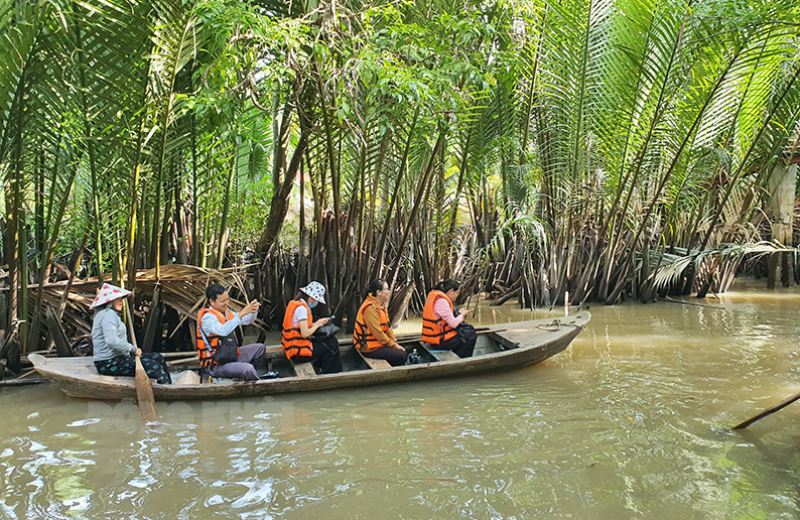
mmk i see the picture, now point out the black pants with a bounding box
[363,346,407,366]
[309,336,342,374]
[95,353,172,384]
[439,334,476,358]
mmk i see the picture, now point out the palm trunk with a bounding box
[151,13,195,278]
[387,126,446,290]
[28,154,78,350]
[7,68,26,352]
[260,131,309,251]
[73,11,104,285]
[190,114,200,266]
[606,43,742,304]
[217,143,238,268]
[125,84,150,289]
[372,106,419,279]
[316,66,342,295]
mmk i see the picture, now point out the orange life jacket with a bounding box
[421,290,459,346]
[353,297,391,352]
[196,308,240,368]
[282,300,314,359]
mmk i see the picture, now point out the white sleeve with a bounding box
[292,305,309,327]
[201,311,241,337]
[240,311,257,326]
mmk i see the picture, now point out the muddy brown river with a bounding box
[2,278,800,518]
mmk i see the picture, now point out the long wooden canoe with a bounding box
[29,313,589,401]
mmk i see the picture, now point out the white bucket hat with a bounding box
[300,281,326,304]
[90,283,132,309]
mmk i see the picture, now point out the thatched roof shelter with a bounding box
[27,265,260,355]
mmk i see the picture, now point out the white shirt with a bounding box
[200,308,256,338]
[292,301,309,327]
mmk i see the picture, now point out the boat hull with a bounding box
[30,313,589,401]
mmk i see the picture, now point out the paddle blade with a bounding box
[135,356,158,424]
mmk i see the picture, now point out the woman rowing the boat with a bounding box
[90,283,171,384]
[421,279,475,358]
[281,282,342,374]
[353,279,407,366]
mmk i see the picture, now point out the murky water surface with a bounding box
[3,279,800,519]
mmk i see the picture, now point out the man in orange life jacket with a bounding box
[421,279,475,358]
[197,284,265,381]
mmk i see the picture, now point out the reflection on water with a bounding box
[3,278,800,518]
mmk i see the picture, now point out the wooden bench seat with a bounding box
[432,350,460,361]
[291,360,317,377]
[355,348,392,369]
[419,342,460,362]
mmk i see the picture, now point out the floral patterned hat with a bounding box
[300,281,326,304]
[89,283,132,309]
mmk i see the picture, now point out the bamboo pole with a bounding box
[217,142,238,268]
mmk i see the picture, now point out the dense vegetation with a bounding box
[2,0,799,353]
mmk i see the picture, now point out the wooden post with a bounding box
[767,162,796,288]
[141,285,161,352]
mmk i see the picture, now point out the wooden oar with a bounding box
[0,378,47,387]
[664,296,728,311]
[732,389,800,430]
[126,301,158,425]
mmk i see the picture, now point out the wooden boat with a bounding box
[29,312,589,401]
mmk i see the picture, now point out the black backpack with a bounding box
[456,322,477,343]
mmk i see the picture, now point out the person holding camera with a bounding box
[421,279,476,358]
[281,281,342,374]
[197,284,265,381]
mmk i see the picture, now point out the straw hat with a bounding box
[300,281,326,304]
[90,283,132,309]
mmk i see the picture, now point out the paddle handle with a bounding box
[124,301,138,349]
[733,390,800,430]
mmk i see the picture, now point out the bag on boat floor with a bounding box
[405,348,424,365]
[174,370,201,385]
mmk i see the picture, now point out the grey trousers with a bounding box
[208,343,266,381]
